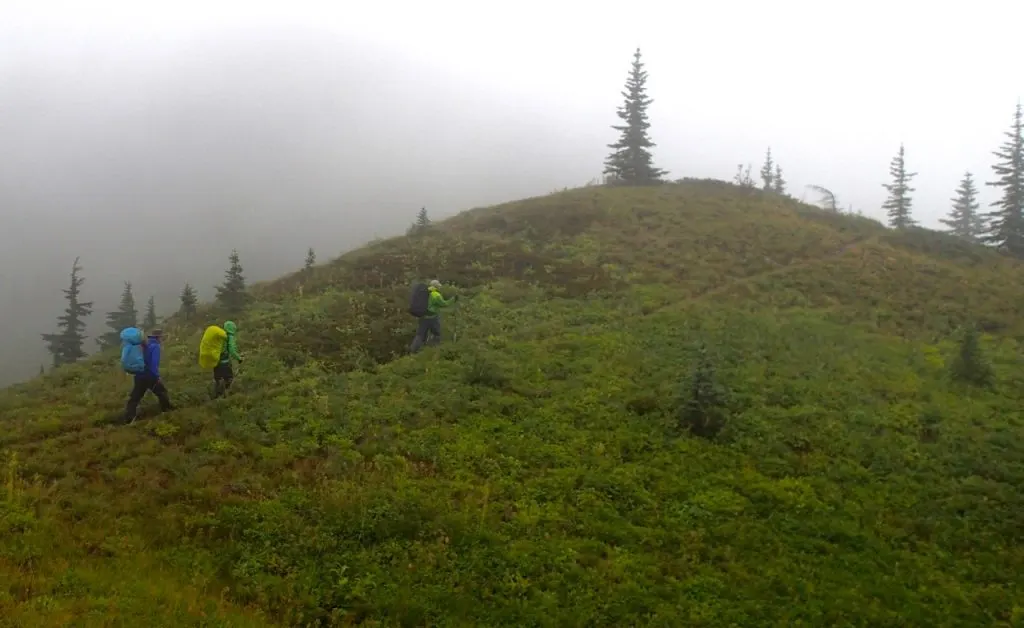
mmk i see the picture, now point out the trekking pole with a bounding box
[453,300,459,343]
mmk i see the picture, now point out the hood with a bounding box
[224,320,237,334]
[146,335,161,344]
[120,327,143,345]
[428,286,440,293]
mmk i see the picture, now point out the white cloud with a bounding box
[2,0,1022,223]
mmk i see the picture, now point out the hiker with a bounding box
[212,320,243,398]
[410,279,457,353]
[123,328,175,423]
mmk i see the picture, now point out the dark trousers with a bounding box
[410,316,442,353]
[124,373,173,422]
[213,362,234,398]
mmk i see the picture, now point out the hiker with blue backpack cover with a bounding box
[121,327,175,424]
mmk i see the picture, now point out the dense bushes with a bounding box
[3,183,1024,625]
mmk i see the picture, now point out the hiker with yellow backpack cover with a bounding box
[198,321,243,398]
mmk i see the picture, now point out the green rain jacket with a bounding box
[424,287,455,318]
[219,320,243,365]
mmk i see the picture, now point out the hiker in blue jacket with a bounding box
[123,329,175,424]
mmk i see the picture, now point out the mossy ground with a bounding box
[2,182,1023,626]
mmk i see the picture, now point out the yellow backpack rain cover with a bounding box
[198,325,227,369]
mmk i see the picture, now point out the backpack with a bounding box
[120,327,147,374]
[408,282,429,318]
[198,325,228,369]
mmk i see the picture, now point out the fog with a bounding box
[2,1,1021,385]
[0,20,605,385]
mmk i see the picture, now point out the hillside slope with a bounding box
[2,181,1023,626]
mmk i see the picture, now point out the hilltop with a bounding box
[2,181,1023,626]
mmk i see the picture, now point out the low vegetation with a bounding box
[3,182,1023,626]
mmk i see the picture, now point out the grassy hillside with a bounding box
[2,181,1023,626]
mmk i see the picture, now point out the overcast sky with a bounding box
[1,0,1021,384]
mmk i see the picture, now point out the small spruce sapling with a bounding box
[215,249,249,315]
[408,207,432,236]
[179,283,198,320]
[416,207,431,229]
[99,281,138,348]
[773,164,787,195]
[760,147,775,191]
[678,341,729,439]
[143,296,158,329]
[949,325,994,388]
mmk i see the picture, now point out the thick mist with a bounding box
[0,29,604,386]
[4,3,1022,386]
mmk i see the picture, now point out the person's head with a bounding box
[148,329,164,343]
[224,320,237,335]
[429,279,441,290]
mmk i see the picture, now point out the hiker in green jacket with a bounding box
[213,320,243,398]
[410,279,457,353]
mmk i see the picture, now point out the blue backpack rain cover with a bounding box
[120,327,146,374]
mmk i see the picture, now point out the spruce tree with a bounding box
[983,103,1024,255]
[304,247,316,271]
[215,249,249,314]
[808,184,840,212]
[940,171,984,242]
[41,257,93,367]
[882,144,917,229]
[179,283,198,320]
[678,341,729,439]
[773,164,787,195]
[99,281,138,348]
[143,296,158,329]
[760,147,775,191]
[407,207,433,236]
[603,48,666,185]
[950,325,994,388]
[416,207,431,229]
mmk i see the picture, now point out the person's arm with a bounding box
[228,334,242,362]
[430,291,455,309]
[434,290,458,307]
[150,344,161,379]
